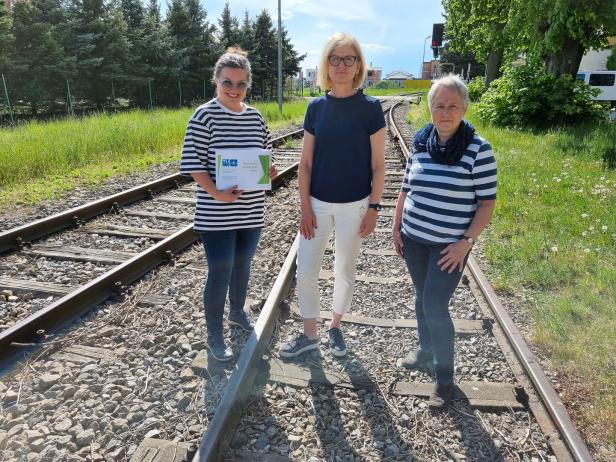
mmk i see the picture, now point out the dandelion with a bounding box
[551,246,558,253]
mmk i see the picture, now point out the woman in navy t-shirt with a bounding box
[279,33,386,359]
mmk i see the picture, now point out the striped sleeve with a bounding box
[179,112,211,175]
[472,141,497,199]
[400,154,413,193]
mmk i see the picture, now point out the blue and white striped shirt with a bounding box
[400,134,497,244]
[179,99,272,232]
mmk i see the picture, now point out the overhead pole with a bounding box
[277,0,282,112]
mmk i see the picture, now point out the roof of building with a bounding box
[384,70,413,80]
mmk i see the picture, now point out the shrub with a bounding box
[475,64,607,128]
[607,48,616,71]
[467,76,486,102]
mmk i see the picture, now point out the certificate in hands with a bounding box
[215,149,272,191]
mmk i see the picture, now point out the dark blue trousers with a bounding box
[402,234,466,385]
[200,228,261,338]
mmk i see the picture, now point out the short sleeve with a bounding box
[369,100,386,135]
[472,142,497,199]
[303,100,315,135]
[179,114,211,176]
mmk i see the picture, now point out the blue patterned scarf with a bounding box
[412,120,475,165]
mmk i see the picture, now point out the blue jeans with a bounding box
[402,234,467,385]
[200,228,261,338]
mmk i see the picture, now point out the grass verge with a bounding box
[0,100,307,209]
[408,102,616,455]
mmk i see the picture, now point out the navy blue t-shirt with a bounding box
[303,90,385,203]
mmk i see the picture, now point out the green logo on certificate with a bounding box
[258,155,270,184]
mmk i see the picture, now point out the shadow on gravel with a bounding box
[446,401,505,462]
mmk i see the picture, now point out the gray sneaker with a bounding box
[279,333,319,358]
[397,349,433,369]
[328,327,347,357]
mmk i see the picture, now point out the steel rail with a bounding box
[0,129,305,256]
[388,101,592,462]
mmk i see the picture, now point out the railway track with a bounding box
[0,97,591,462]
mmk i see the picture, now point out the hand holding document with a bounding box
[215,149,272,191]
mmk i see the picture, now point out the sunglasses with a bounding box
[219,79,248,90]
[328,55,358,67]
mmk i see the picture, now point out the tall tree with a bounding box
[238,9,253,54]
[10,0,74,114]
[218,2,240,50]
[524,0,616,77]
[442,0,513,85]
[0,0,14,76]
[251,9,276,98]
[65,0,131,107]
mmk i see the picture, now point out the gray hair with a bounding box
[212,47,252,87]
[428,74,469,110]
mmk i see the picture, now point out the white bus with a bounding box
[576,70,616,106]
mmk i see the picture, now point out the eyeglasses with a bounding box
[219,79,248,91]
[328,55,358,67]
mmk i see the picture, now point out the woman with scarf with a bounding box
[392,74,497,410]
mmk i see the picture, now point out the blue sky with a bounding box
[168,0,445,78]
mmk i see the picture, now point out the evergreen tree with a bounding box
[238,9,253,54]
[65,0,131,108]
[218,2,240,50]
[0,0,14,76]
[146,0,159,25]
[251,9,277,99]
[10,0,74,114]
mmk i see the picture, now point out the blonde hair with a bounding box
[317,33,366,90]
[212,47,252,87]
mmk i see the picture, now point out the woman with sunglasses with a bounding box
[279,33,386,359]
[180,47,277,362]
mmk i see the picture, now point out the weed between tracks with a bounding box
[0,100,308,209]
[408,102,616,456]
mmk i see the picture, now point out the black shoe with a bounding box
[397,349,433,370]
[206,335,233,362]
[228,310,254,332]
[279,333,319,358]
[428,383,454,410]
[328,327,347,357]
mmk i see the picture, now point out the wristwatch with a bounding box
[462,235,475,246]
[368,203,382,212]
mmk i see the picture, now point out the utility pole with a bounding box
[277,0,282,112]
[421,35,431,80]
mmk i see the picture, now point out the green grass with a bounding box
[409,102,616,452]
[0,100,308,208]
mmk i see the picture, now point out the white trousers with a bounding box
[297,196,369,319]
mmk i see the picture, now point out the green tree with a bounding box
[251,9,277,98]
[0,0,14,76]
[65,0,131,108]
[442,0,513,85]
[10,0,74,114]
[218,2,240,50]
[524,0,616,77]
[238,10,254,54]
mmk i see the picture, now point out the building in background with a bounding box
[421,60,442,80]
[383,70,414,87]
[364,64,382,87]
[304,68,317,88]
